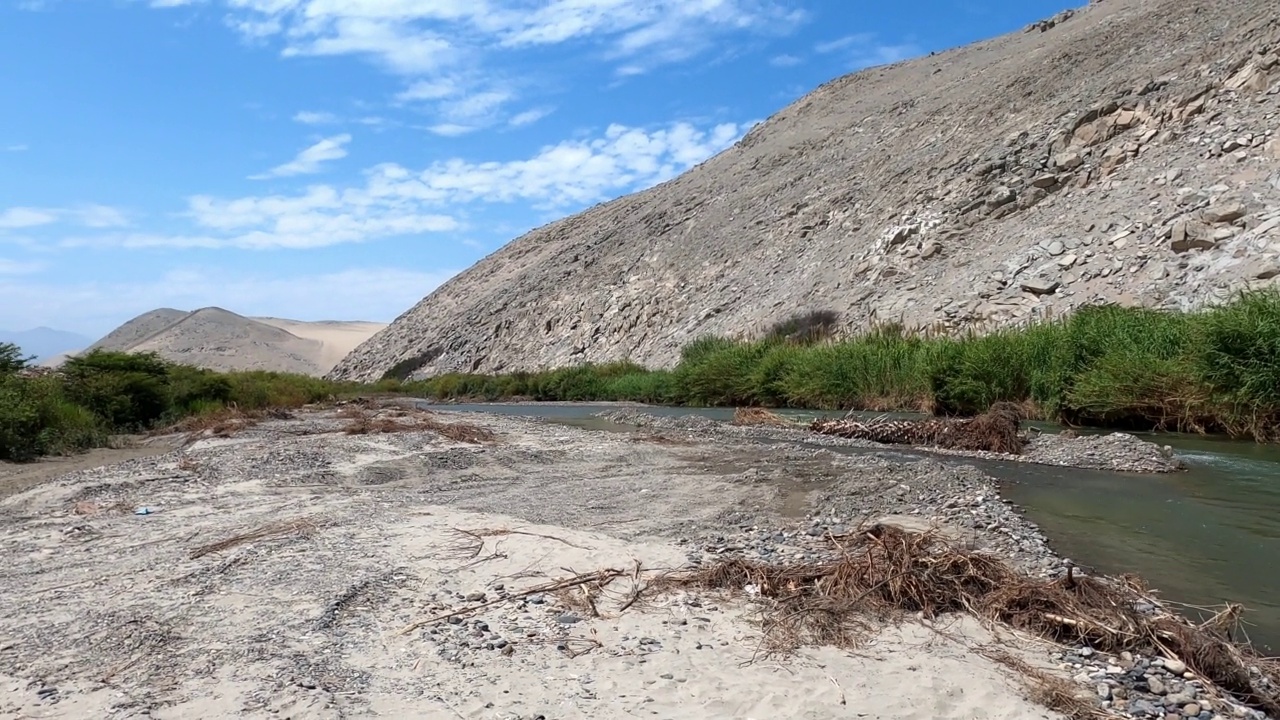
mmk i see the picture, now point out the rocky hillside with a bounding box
[77,308,385,376]
[330,0,1280,383]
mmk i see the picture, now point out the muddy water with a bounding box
[428,402,1280,650]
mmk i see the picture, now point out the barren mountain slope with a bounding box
[85,308,189,353]
[331,0,1280,383]
[80,308,385,375]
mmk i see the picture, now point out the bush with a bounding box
[765,310,840,345]
[61,351,172,431]
[1,342,32,374]
[0,375,103,461]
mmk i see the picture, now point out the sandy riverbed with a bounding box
[0,405,1246,719]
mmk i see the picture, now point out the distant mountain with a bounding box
[69,307,386,376]
[0,327,93,363]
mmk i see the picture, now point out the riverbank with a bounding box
[593,408,1185,474]
[401,290,1280,442]
[1,404,1273,719]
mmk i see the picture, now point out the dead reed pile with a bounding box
[810,402,1026,454]
[660,524,1279,715]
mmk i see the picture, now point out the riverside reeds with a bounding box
[407,290,1280,441]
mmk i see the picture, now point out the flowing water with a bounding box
[427,402,1280,650]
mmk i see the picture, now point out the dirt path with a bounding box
[0,440,178,501]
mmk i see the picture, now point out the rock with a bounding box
[1162,658,1187,674]
[1054,151,1084,170]
[1183,704,1201,717]
[1057,253,1078,268]
[555,613,582,624]
[987,186,1017,209]
[920,241,941,259]
[465,592,486,602]
[1097,683,1112,700]
[1170,220,1216,252]
[1032,174,1059,189]
[1046,240,1065,256]
[1020,278,1060,295]
[1148,676,1168,695]
[1200,202,1246,224]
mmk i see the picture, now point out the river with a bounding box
[425,401,1280,651]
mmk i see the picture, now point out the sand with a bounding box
[253,317,388,375]
[0,408,1071,719]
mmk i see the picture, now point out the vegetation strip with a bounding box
[7,290,1280,462]
[403,290,1280,441]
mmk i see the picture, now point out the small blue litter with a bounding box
[134,507,155,516]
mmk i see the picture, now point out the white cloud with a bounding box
[3,144,28,152]
[508,107,552,127]
[428,124,476,137]
[770,53,802,67]
[59,118,748,251]
[0,205,132,230]
[395,78,459,102]
[391,119,754,208]
[293,110,339,124]
[250,133,351,179]
[0,207,58,229]
[0,266,461,336]
[76,204,131,228]
[441,90,512,120]
[214,1,805,79]
[815,33,921,69]
[0,258,44,275]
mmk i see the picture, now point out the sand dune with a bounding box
[60,307,385,376]
[252,317,389,375]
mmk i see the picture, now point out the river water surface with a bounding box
[428,402,1280,650]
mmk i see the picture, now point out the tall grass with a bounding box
[407,290,1280,441]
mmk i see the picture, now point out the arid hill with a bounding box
[330,0,1280,383]
[71,307,385,376]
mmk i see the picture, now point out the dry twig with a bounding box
[189,517,320,559]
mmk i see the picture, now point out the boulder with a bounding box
[1200,201,1246,224]
[1053,151,1084,170]
[1170,220,1216,252]
[1020,278,1060,295]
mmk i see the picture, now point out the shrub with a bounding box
[0,375,103,461]
[765,310,840,345]
[1,342,32,374]
[61,350,172,430]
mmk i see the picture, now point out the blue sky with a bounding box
[0,0,1078,338]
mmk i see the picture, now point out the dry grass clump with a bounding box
[189,516,321,559]
[165,406,294,441]
[342,409,496,444]
[731,407,798,428]
[979,647,1117,720]
[810,402,1026,454]
[659,524,1280,715]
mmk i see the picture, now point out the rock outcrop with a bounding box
[331,0,1280,383]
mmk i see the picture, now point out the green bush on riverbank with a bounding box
[0,347,366,462]
[407,290,1280,440]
